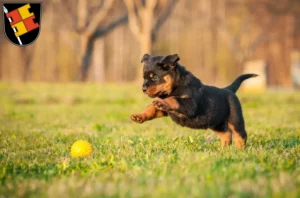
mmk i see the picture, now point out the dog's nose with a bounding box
[142,86,147,92]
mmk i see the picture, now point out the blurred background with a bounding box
[0,0,300,89]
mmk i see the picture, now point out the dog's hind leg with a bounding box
[214,131,232,148]
[212,123,232,148]
[228,95,247,149]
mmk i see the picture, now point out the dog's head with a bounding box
[140,54,180,98]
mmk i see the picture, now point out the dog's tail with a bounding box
[224,74,258,93]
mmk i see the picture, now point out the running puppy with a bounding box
[130,54,257,149]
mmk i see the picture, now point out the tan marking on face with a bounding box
[146,84,163,97]
[149,73,153,78]
[145,74,175,97]
[163,75,174,94]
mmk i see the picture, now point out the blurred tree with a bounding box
[124,0,178,80]
[217,0,268,74]
[262,0,299,87]
[55,0,128,81]
[217,0,298,79]
[0,0,299,86]
[0,14,2,80]
[15,1,50,81]
[21,45,36,81]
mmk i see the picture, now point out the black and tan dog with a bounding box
[130,54,257,149]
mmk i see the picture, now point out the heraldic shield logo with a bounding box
[3,3,41,46]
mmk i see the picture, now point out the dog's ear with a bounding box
[159,54,180,69]
[141,54,151,63]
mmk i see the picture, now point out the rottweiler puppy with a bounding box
[130,54,257,149]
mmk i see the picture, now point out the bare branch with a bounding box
[217,22,236,53]
[135,0,145,18]
[218,6,278,64]
[234,12,251,47]
[217,4,249,58]
[153,0,178,33]
[247,15,277,55]
[124,0,142,39]
[154,0,167,14]
[145,0,158,10]
[94,14,128,38]
[264,0,299,15]
[77,14,128,81]
[77,0,87,30]
[85,0,116,36]
[134,0,144,10]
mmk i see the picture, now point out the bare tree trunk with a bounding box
[141,4,154,55]
[124,0,178,81]
[137,6,154,81]
[112,26,126,81]
[93,38,105,82]
[137,32,152,79]
[267,15,293,88]
[21,44,37,81]
[77,0,87,31]
[56,0,122,81]
[211,0,218,84]
[140,33,152,56]
[0,46,2,80]
[282,14,293,87]
[23,54,31,82]
[79,35,89,61]
[78,36,94,81]
[0,17,2,80]
[75,14,128,81]
[119,27,125,81]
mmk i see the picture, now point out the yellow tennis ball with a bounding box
[70,140,92,158]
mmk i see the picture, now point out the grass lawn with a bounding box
[0,83,299,197]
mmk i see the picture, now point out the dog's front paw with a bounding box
[130,114,145,124]
[153,100,170,112]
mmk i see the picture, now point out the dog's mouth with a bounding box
[145,91,169,99]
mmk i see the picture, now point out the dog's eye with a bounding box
[152,75,159,81]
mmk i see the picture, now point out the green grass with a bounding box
[0,83,299,198]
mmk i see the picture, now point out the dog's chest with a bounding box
[169,113,209,129]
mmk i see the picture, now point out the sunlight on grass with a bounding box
[0,83,299,197]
